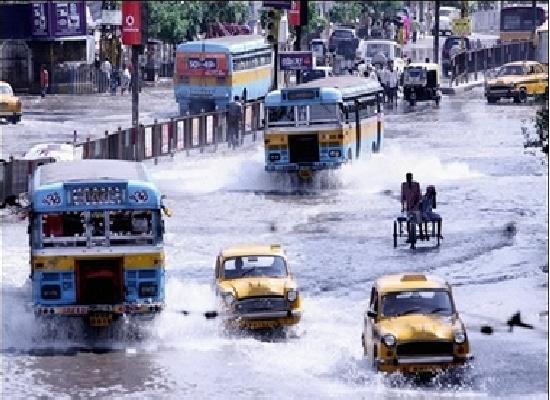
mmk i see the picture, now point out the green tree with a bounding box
[148,1,250,44]
[329,2,362,25]
[303,1,327,36]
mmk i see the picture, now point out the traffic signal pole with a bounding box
[131,45,139,129]
[434,0,440,64]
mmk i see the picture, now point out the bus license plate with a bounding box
[89,313,113,327]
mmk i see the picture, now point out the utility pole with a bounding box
[434,0,440,64]
[532,0,538,41]
[131,45,139,129]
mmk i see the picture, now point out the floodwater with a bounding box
[1,88,548,399]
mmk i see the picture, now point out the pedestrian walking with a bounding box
[380,63,390,103]
[121,65,131,95]
[388,64,399,105]
[227,96,243,149]
[39,65,49,98]
[412,19,420,43]
[389,21,396,41]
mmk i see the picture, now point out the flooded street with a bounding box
[1,88,548,399]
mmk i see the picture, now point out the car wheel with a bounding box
[10,116,17,124]
[487,96,498,104]
[409,99,415,107]
[435,96,440,106]
[513,95,521,104]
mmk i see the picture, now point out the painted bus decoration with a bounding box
[263,76,384,179]
[174,35,273,115]
[29,160,168,328]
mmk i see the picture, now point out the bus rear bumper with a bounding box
[265,162,345,172]
[34,303,164,317]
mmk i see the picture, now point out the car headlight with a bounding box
[222,292,235,305]
[382,334,396,347]
[454,331,466,344]
[287,289,297,302]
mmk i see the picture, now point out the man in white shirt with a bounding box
[380,64,390,103]
[388,64,399,104]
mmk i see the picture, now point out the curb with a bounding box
[441,81,485,95]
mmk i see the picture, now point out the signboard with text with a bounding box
[262,1,292,10]
[31,1,86,38]
[122,1,142,45]
[279,51,313,71]
[176,52,228,78]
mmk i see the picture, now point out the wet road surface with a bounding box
[1,88,548,399]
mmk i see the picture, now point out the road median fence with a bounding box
[1,101,264,203]
[448,40,535,87]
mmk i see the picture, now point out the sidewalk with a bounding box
[440,76,485,95]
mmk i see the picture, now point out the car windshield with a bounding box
[366,43,390,58]
[0,85,13,95]
[223,256,287,279]
[498,65,526,76]
[444,38,470,49]
[333,30,353,38]
[406,67,426,78]
[382,290,454,317]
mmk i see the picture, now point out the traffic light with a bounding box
[266,10,281,44]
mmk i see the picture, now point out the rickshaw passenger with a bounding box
[421,185,441,221]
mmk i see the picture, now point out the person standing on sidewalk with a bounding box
[380,63,390,103]
[121,64,131,95]
[412,19,420,43]
[227,96,243,149]
[40,65,49,98]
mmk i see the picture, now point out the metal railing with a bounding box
[0,101,264,203]
[80,100,264,162]
[448,41,535,86]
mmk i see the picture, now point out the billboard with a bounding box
[122,1,142,45]
[279,51,313,71]
[176,52,228,78]
[31,1,86,38]
[262,1,292,10]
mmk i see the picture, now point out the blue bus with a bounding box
[29,160,167,328]
[174,35,273,114]
[264,76,384,179]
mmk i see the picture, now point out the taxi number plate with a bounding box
[89,313,113,327]
[248,320,277,329]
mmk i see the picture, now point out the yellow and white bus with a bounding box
[263,76,384,179]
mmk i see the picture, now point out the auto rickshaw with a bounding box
[402,62,441,106]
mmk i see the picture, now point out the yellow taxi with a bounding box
[214,244,302,330]
[0,81,22,124]
[362,273,471,373]
[485,61,548,104]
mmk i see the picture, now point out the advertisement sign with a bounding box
[122,1,142,45]
[52,2,85,37]
[289,1,300,26]
[176,52,228,78]
[279,51,313,71]
[31,2,49,36]
[262,1,292,10]
[452,18,471,36]
[31,2,86,38]
[102,9,122,25]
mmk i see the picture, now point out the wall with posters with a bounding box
[31,1,86,39]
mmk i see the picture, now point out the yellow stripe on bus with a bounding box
[265,120,381,147]
[186,65,272,86]
[32,252,165,272]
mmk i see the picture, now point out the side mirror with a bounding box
[367,310,377,319]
